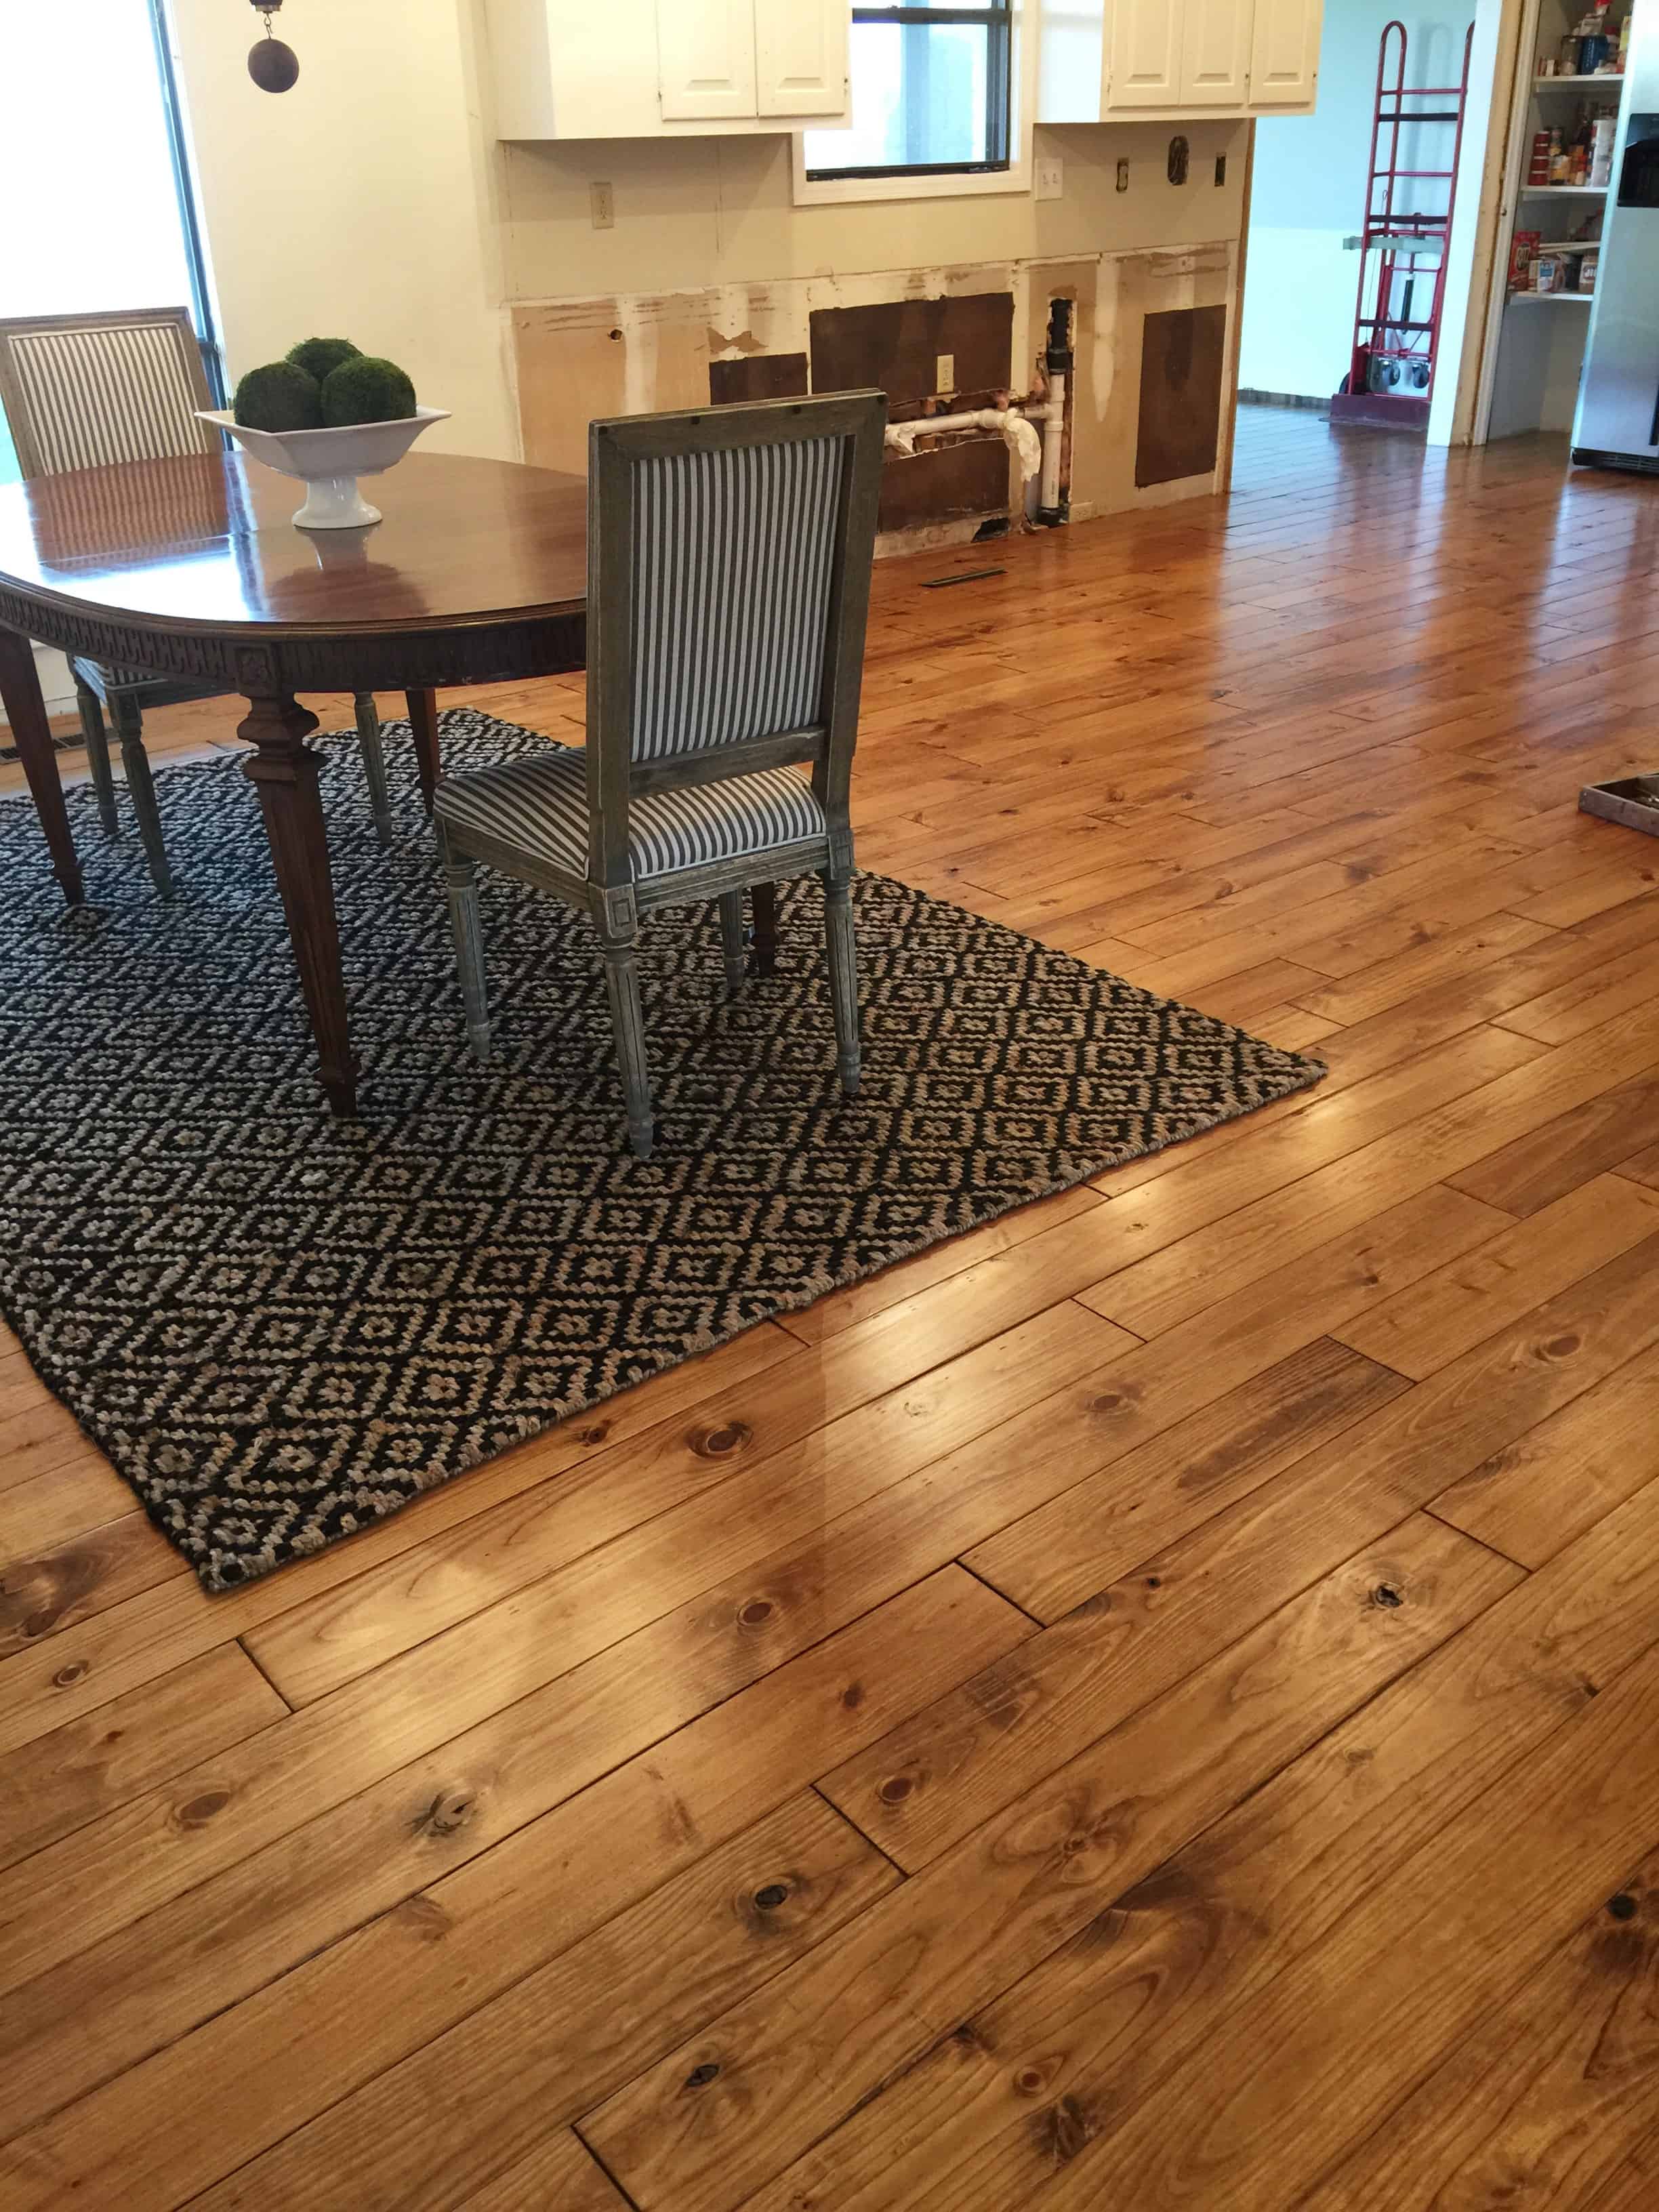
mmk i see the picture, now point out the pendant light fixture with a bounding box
[247,0,299,91]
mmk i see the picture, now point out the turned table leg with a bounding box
[0,624,85,905]
[406,689,441,815]
[240,691,360,1118]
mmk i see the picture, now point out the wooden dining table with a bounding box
[0,447,592,1116]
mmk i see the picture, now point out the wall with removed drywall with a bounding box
[162,0,1250,530]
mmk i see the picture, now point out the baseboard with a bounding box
[1237,389,1330,412]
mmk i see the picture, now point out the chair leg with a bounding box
[718,888,747,995]
[821,864,861,1097]
[109,693,174,901]
[354,692,393,847]
[598,900,655,1160]
[75,680,119,837]
[441,844,491,1063]
[751,881,779,977]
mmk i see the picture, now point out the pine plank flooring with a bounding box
[4,405,1659,2207]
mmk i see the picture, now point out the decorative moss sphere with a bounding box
[320,356,417,427]
[286,337,361,384]
[248,37,299,92]
[233,360,323,432]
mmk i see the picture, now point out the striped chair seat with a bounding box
[434,750,825,883]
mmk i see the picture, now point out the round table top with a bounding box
[0,449,589,639]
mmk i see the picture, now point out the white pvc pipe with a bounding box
[1038,371,1065,514]
[885,404,1054,482]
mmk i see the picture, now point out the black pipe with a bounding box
[1038,299,1072,526]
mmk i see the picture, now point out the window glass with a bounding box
[804,3,1012,180]
[0,0,198,484]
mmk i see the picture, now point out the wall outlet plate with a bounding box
[1036,155,1063,201]
[935,352,955,393]
[590,181,615,229]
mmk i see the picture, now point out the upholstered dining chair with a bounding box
[0,306,422,895]
[432,389,887,1158]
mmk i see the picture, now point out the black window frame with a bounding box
[804,2,1013,184]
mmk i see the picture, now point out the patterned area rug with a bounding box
[0,710,1324,1590]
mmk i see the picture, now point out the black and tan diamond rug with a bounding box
[0,709,1324,1589]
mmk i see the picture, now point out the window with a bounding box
[0,0,220,487]
[804,1,1014,182]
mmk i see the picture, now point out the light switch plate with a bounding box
[590,181,615,229]
[935,353,955,393]
[1036,155,1063,201]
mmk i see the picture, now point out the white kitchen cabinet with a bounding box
[1038,0,1322,120]
[659,0,758,120]
[755,0,848,116]
[1107,0,1183,107]
[487,0,848,140]
[1248,0,1322,106]
[1183,0,1252,104]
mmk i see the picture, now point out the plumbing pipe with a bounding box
[1037,299,1073,527]
[886,407,1047,480]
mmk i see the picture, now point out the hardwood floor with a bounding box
[5,405,1659,2209]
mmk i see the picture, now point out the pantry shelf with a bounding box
[1520,182,1610,192]
[1508,289,1596,300]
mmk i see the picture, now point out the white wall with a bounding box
[1240,0,1471,399]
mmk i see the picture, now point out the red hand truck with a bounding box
[1329,19,1475,431]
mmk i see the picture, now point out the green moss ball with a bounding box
[233,361,323,432]
[320,356,417,427]
[285,336,361,384]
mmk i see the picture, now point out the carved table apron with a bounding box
[0,449,590,1117]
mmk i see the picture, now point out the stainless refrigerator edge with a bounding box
[1573,0,1659,472]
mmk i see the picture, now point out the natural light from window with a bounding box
[804,0,1010,180]
[0,0,197,483]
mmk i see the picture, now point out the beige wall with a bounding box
[164,0,1250,516]
[167,0,520,461]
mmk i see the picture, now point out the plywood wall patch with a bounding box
[1136,304,1227,488]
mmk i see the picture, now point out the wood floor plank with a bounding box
[1012,1631,1659,2209]
[577,1515,1519,2211]
[1296,1847,1659,2212]
[454,2131,632,2211]
[742,1471,1659,2212]
[1081,1002,1659,1338]
[0,1565,1026,2167]
[819,1496,1518,1876]
[964,1338,1406,1623]
[190,1791,897,2212]
[243,1300,1126,1708]
[1333,1175,1659,1381]
[0,1644,287,1875]
[0,1512,188,1661]
[1429,1352,1659,1569]
[1446,1073,1659,1216]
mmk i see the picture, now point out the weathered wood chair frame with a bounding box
[0,305,436,892]
[436,388,887,1158]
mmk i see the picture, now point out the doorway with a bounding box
[1237,3,1480,430]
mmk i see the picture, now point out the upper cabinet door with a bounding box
[755,0,848,115]
[1250,0,1321,105]
[657,0,758,119]
[1108,0,1183,106]
[1181,0,1251,101]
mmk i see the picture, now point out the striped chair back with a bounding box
[585,392,887,884]
[626,435,845,765]
[0,306,216,480]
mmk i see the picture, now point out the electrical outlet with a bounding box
[1036,155,1063,201]
[590,181,615,229]
[1116,158,1130,193]
[935,352,955,393]
[1214,154,1227,186]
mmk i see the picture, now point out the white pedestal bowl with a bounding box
[197,406,451,529]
